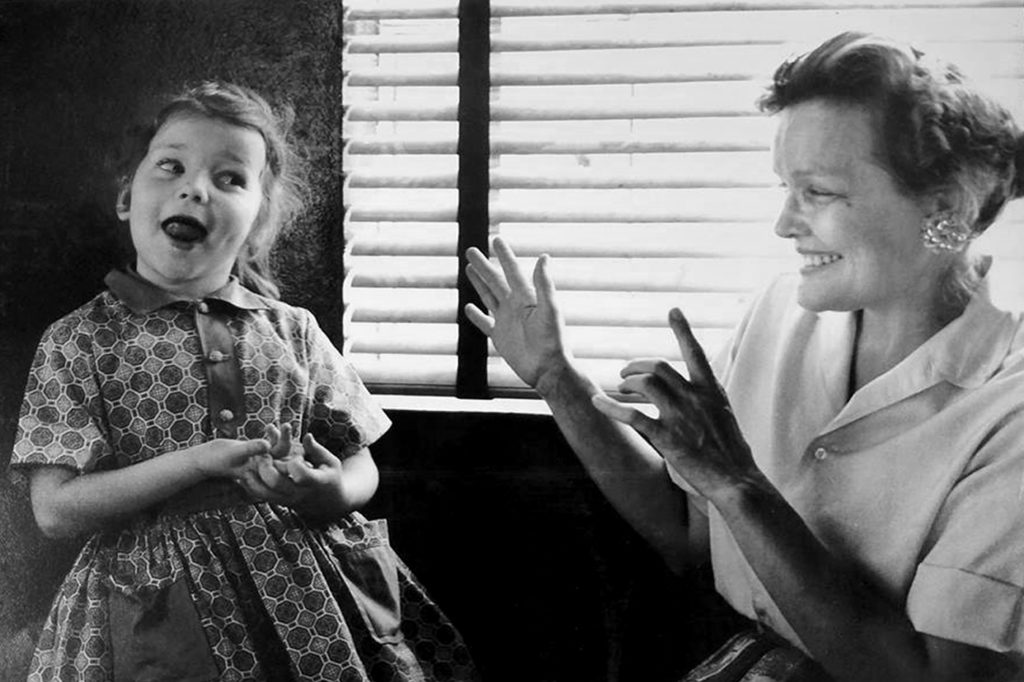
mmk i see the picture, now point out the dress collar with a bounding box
[104,268,270,315]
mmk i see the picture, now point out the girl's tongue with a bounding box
[162,217,207,243]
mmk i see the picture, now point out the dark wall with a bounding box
[0,2,740,680]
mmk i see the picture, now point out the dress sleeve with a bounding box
[301,310,391,458]
[10,319,113,474]
[905,409,1024,657]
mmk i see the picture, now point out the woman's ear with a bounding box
[115,182,131,221]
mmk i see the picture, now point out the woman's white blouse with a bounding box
[669,273,1024,660]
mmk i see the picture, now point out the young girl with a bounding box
[11,82,477,682]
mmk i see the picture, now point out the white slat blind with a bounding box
[342,0,1024,398]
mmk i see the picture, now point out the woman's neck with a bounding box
[848,256,982,395]
[850,286,972,396]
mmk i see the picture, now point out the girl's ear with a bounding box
[115,182,131,221]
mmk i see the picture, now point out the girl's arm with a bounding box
[464,238,707,571]
[595,309,1018,682]
[29,438,270,538]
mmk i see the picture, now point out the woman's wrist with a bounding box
[706,468,780,522]
[533,354,580,399]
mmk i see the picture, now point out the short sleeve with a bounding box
[301,311,391,457]
[11,320,113,474]
[905,412,1024,657]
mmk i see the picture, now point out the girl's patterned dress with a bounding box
[11,270,478,682]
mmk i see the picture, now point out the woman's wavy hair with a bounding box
[116,81,307,299]
[759,32,1024,237]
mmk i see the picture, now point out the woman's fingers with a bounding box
[465,246,511,300]
[464,303,496,336]
[466,264,500,311]
[491,237,535,302]
[668,308,716,389]
[533,253,558,311]
[592,394,661,438]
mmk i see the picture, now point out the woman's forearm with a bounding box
[712,477,1015,682]
[540,362,704,571]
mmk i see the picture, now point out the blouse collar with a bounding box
[104,268,270,315]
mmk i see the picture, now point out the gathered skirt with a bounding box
[27,485,477,682]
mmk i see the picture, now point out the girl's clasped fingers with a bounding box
[264,423,297,460]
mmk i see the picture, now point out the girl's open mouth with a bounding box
[161,216,208,244]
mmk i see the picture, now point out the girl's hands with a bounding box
[239,425,359,514]
[591,308,760,500]
[464,237,573,395]
[188,437,271,479]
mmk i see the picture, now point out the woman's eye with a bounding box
[804,187,838,202]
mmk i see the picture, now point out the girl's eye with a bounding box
[156,159,183,174]
[218,172,247,188]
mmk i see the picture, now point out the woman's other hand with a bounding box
[464,237,572,395]
[592,308,761,499]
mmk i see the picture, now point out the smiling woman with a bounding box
[465,30,1024,682]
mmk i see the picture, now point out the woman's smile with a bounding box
[799,251,843,272]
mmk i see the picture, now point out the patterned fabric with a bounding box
[12,271,478,682]
[681,631,830,682]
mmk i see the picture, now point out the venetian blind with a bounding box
[342,0,1024,399]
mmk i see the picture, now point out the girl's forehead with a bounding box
[149,114,267,168]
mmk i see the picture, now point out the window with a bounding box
[342,0,1024,401]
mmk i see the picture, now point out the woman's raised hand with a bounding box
[464,237,572,393]
[591,308,759,499]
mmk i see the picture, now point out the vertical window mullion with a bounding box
[455,0,491,398]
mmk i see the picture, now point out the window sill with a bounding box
[377,393,552,415]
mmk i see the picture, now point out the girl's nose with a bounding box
[178,175,210,203]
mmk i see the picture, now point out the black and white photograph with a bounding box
[1,1,1023,680]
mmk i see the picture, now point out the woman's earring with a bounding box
[921,211,972,252]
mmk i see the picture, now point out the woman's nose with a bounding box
[773,192,806,239]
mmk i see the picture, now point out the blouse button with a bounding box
[813,447,828,461]
[208,350,228,362]
[218,409,235,423]
[197,301,210,314]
